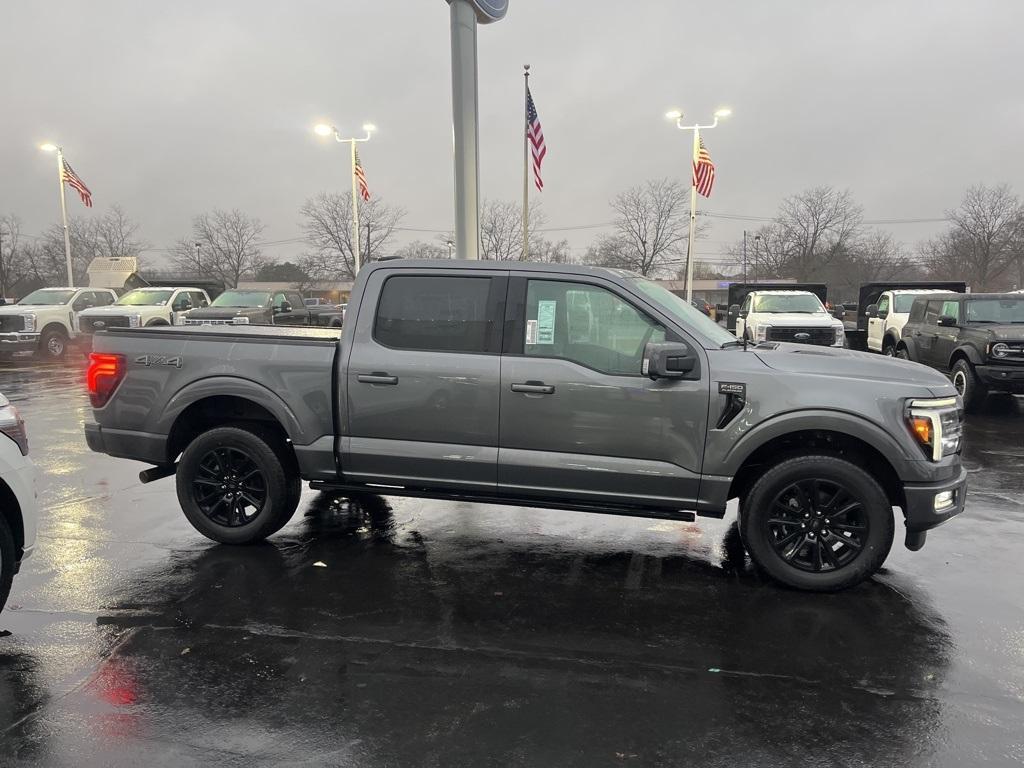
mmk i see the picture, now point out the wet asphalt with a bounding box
[0,357,1022,767]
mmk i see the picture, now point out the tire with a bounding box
[176,425,301,544]
[0,514,15,615]
[895,346,910,361]
[739,455,894,592]
[882,341,895,357]
[145,319,169,327]
[37,327,68,360]
[952,358,988,412]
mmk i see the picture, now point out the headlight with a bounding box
[906,397,962,461]
[834,326,845,346]
[755,325,769,342]
[232,316,250,324]
[22,313,36,332]
[128,314,141,328]
[989,342,1009,358]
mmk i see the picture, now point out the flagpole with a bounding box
[350,139,361,275]
[55,147,74,287]
[522,64,530,261]
[685,127,699,304]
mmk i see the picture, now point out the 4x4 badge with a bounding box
[135,355,182,368]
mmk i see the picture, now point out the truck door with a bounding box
[343,270,506,490]
[497,275,709,509]
[868,294,889,352]
[931,299,961,369]
[914,300,943,366]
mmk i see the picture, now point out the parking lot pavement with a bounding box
[0,358,1022,767]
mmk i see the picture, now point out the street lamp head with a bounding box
[714,108,732,118]
[665,109,683,121]
[362,123,377,133]
[39,143,58,153]
[313,123,334,137]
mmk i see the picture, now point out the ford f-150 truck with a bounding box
[83,261,967,592]
[0,287,119,360]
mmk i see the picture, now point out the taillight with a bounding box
[87,353,126,408]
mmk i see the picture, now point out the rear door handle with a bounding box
[358,373,398,385]
[511,382,555,394]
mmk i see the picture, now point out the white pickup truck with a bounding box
[863,289,956,355]
[0,287,119,360]
[735,290,845,347]
[75,287,211,351]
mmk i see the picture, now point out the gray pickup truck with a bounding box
[84,260,967,591]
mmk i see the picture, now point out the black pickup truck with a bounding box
[183,289,343,327]
[896,292,1024,410]
[84,260,967,592]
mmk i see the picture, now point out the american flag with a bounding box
[354,149,370,201]
[62,158,93,208]
[526,85,546,191]
[692,137,715,198]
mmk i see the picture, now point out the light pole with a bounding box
[753,233,762,284]
[446,239,455,258]
[194,242,202,273]
[665,107,731,302]
[314,122,376,275]
[39,143,75,287]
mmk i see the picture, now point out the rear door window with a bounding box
[374,275,497,353]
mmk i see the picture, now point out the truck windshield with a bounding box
[116,289,173,306]
[965,299,1024,324]
[752,294,825,313]
[18,289,76,305]
[630,278,736,346]
[212,291,271,308]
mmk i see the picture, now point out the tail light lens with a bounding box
[87,353,126,408]
[0,396,29,456]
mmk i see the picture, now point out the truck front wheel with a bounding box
[740,455,894,592]
[952,359,987,412]
[38,328,68,360]
[176,425,301,544]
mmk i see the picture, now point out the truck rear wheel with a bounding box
[176,425,301,544]
[740,455,894,592]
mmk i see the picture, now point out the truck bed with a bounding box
[103,325,342,344]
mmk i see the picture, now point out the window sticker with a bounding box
[536,300,557,345]
[525,319,538,345]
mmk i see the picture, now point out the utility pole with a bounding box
[194,242,202,274]
[742,230,748,284]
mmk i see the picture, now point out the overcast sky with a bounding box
[2,1,1023,269]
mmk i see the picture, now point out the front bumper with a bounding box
[901,464,968,548]
[975,364,1024,391]
[0,332,40,353]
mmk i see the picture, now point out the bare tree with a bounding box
[775,186,864,281]
[300,192,405,280]
[922,184,1021,291]
[0,215,30,298]
[391,238,451,260]
[171,209,266,287]
[475,199,569,262]
[93,204,148,262]
[587,179,689,276]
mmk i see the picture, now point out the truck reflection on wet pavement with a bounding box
[1,358,1022,766]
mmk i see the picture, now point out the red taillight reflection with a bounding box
[87,353,125,407]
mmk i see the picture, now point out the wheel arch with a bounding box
[949,345,982,369]
[39,321,69,338]
[0,478,25,560]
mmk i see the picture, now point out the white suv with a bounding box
[735,290,845,347]
[76,287,211,350]
[0,392,36,614]
[0,287,118,360]
[864,289,955,355]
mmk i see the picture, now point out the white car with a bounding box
[864,289,956,355]
[0,392,36,614]
[76,287,211,350]
[0,287,118,360]
[735,290,845,346]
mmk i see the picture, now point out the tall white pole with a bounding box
[56,148,74,287]
[685,127,699,304]
[449,0,481,259]
[522,65,530,261]
[350,138,361,274]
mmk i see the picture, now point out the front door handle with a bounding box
[357,373,398,385]
[511,382,555,395]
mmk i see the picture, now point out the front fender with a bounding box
[717,409,921,480]
[949,344,983,367]
[156,376,307,443]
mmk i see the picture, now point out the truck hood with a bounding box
[186,307,265,320]
[0,304,64,314]
[971,324,1024,341]
[750,313,841,327]
[79,305,159,317]
[753,343,955,393]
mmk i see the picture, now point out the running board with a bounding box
[308,481,697,522]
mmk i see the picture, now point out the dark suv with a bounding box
[897,293,1024,410]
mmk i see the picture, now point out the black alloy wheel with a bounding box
[765,479,868,573]
[192,446,268,528]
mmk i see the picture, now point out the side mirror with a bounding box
[864,303,878,319]
[174,299,193,312]
[833,304,846,320]
[937,315,958,327]
[643,342,696,380]
[280,301,292,313]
